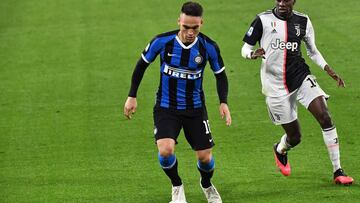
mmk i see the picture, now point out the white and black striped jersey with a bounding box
[243,8,327,97]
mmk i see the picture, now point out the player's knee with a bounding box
[318,112,333,129]
[157,139,175,157]
[158,146,174,157]
[198,155,212,164]
[158,149,173,157]
[196,149,212,163]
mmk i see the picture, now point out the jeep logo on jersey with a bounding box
[271,39,298,52]
[163,65,202,80]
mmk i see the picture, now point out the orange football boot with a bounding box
[334,169,354,185]
[273,143,291,176]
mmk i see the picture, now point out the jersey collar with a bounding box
[175,35,198,49]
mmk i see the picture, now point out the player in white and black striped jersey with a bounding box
[241,0,353,185]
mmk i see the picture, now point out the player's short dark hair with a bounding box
[181,1,203,17]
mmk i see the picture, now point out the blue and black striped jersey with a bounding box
[141,30,225,110]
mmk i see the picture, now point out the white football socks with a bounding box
[322,126,341,172]
[277,134,291,154]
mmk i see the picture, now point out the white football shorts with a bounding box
[266,75,329,125]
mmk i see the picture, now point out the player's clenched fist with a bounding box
[251,48,266,59]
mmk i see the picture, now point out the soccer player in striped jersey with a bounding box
[241,0,353,185]
[124,2,230,202]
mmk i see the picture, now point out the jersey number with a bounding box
[203,120,211,134]
[307,77,317,88]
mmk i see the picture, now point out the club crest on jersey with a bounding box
[294,24,301,36]
[271,39,298,52]
[194,55,203,64]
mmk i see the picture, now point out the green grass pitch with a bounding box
[1,0,359,202]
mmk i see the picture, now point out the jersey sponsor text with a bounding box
[271,39,298,52]
[163,64,202,80]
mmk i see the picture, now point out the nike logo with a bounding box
[209,139,213,143]
[167,53,176,56]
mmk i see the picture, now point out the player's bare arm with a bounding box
[124,97,137,119]
[324,65,345,88]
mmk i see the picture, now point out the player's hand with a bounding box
[124,97,137,119]
[324,65,345,88]
[251,48,266,59]
[219,103,231,126]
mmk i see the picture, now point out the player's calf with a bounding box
[197,157,215,188]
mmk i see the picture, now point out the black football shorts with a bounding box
[153,105,215,151]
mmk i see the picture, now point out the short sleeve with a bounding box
[206,42,225,74]
[243,16,263,46]
[141,37,162,63]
